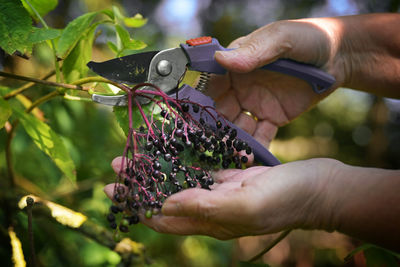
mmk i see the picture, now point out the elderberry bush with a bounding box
[107,84,252,233]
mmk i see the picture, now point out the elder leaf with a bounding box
[56,12,97,59]
[21,0,58,19]
[0,0,32,54]
[14,107,76,183]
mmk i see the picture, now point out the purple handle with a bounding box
[171,84,280,166]
[180,38,335,94]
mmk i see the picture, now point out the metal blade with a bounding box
[87,51,160,84]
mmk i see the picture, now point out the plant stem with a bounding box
[26,91,61,113]
[71,76,128,91]
[3,70,55,100]
[26,197,37,267]
[24,0,61,82]
[248,229,291,262]
[0,71,88,91]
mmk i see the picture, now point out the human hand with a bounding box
[105,158,341,240]
[207,18,345,147]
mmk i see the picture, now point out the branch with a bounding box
[18,195,146,265]
[3,70,55,100]
[0,71,89,91]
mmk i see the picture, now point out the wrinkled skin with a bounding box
[106,15,400,251]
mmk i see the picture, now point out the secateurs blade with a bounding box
[87,36,336,166]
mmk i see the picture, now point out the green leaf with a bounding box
[113,104,151,137]
[0,0,33,54]
[123,39,147,51]
[124,14,147,28]
[21,0,58,19]
[62,27,95,83]
[56,12,97,59]
[115,24,131,48]
[13,108,76,183]
[0,98,12,129]
[112,6,125,20]
[28,27,61,44]
[115,25,147,54]
[101,9,114,20]
[107,41,118,54]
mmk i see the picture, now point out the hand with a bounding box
[104,158,341,240]
[206,18,345,147]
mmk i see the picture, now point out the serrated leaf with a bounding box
[113,104,150,137]
[124,14,147,28]
[0,97,12,129]
[28,27,61,44]
[0,0,33,54]
[56,12,97,59]
[13,107,76,183]
[62,27,95,83]
[21,0,58,19]
[107,41,118,54]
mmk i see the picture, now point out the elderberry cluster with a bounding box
[107,93,252,233]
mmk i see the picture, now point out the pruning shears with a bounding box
[87,36,335,166]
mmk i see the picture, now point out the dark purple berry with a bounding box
[107,213,115,222]
[119,225,129,233]
[216,121,222,129]
[182,103,189,112]
[128,215,140,225]
[241,156,248,163]
[110,222,117,229]
[164,153,172,162]
[246,147,252,155]
[192,105,199,113]
[175,129,183,137]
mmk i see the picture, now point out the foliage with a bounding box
[1,0,400,266]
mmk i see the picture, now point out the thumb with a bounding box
[215,26,292,73]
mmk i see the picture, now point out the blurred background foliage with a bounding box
[1,0,400,266]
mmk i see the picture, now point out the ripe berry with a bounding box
[241,156,248,163]
[182,103,189,112]
[216,121,222,129]
[192,105,199,113]
[110,222,117,229]
[164,153,172,162]
[246,147,252,155]
[107,213,115,222]
[175,129,183,137]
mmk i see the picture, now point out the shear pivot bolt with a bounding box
[156,60,172,76]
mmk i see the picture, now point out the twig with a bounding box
[26,197,37,267]
[248,229,291,262]
[25,91,61,113]
[3,70,55,100]
[0,71,88,91]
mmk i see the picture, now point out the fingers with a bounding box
[214,90,241,122]
[111,156,124,174]
[233,112,257,135]
[161,188,248,223]
[253,120,278,148]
